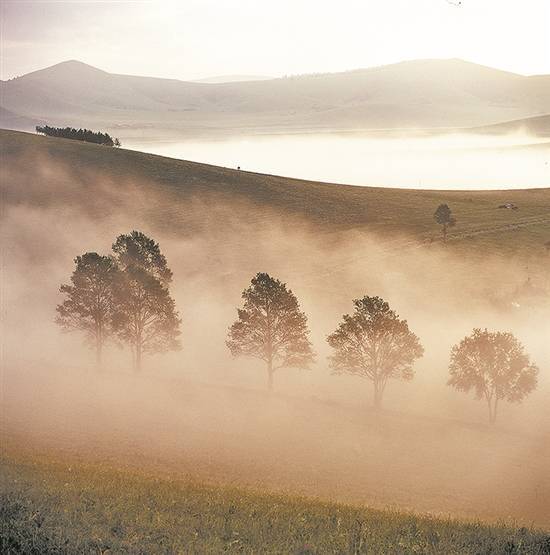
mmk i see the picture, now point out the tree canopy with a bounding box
[327,296,424,408]
[36,125,121,147]
[226,272,314,390]
[112,231,181,371]
[55,252,119,365]
[434,203,456,241]
[448,328,538,423]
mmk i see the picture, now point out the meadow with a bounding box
[2,454,550,554]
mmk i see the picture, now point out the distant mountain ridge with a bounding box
[1,59,549,136]
[192,74,274,83]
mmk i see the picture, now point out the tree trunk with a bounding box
[267,358,274,392]
[135,341,142,373]
[373,380,383,409]
[95,337,103,369]
[487,396,498,424]
[489,398,498,424]
[443,223,447,242]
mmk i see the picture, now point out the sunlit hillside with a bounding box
[3,129,550,257]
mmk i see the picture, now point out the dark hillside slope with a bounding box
[2,129,549,257]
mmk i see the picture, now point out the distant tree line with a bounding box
[57,230,539,424]
[36,125,121,147]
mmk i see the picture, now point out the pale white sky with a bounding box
[1,0,549,80]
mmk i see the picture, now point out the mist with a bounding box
[126,131,550,190]
[2,147,549,528]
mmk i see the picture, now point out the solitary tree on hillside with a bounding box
[56,252,118,366]
[327,296,424,409]
[226,272,315,391]
[434,203,456,242]
[448,328,538,424]
[112,231,181,372]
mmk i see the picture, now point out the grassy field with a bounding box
[2,129,549,259]
[2,455,549,555]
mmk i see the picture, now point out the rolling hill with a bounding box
[1,59,549,136]
[2,128,550,260]
[192,74,274,83]
[472,114,550,137]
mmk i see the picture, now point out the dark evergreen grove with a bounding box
[226,272,315,391]
[56,231,181,371]
[36,125,121,147]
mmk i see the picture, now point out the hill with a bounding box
[0,106,42,130]
[2,129,549,259]
[192,74,274,83]
[1,59,549,136]
[472,114,550,137]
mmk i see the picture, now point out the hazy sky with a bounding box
[1,0,549,80]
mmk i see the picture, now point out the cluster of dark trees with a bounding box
[36,125,121,147]
[57,232,539,424]
[56,231,180,372]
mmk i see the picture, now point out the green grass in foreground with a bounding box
[1,457,549,554]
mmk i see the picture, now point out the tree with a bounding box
[36,125,119,147]
[327,296,423,409]
[448,328,538,424]
[434,203,456,242]
[226,272,314,391]
[56,252,118,366]
[112,231,181,372]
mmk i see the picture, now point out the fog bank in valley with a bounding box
[1,148,549,527]
[127,131,550,190]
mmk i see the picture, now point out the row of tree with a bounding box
[226,273,538,423]
[57,232,539,423]
[36,125,121,147]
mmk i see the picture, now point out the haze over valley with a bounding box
[1,1,550,550]
[2,129,550,531]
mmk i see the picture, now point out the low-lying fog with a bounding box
[126,131,550,189]
[2,143,549,527]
